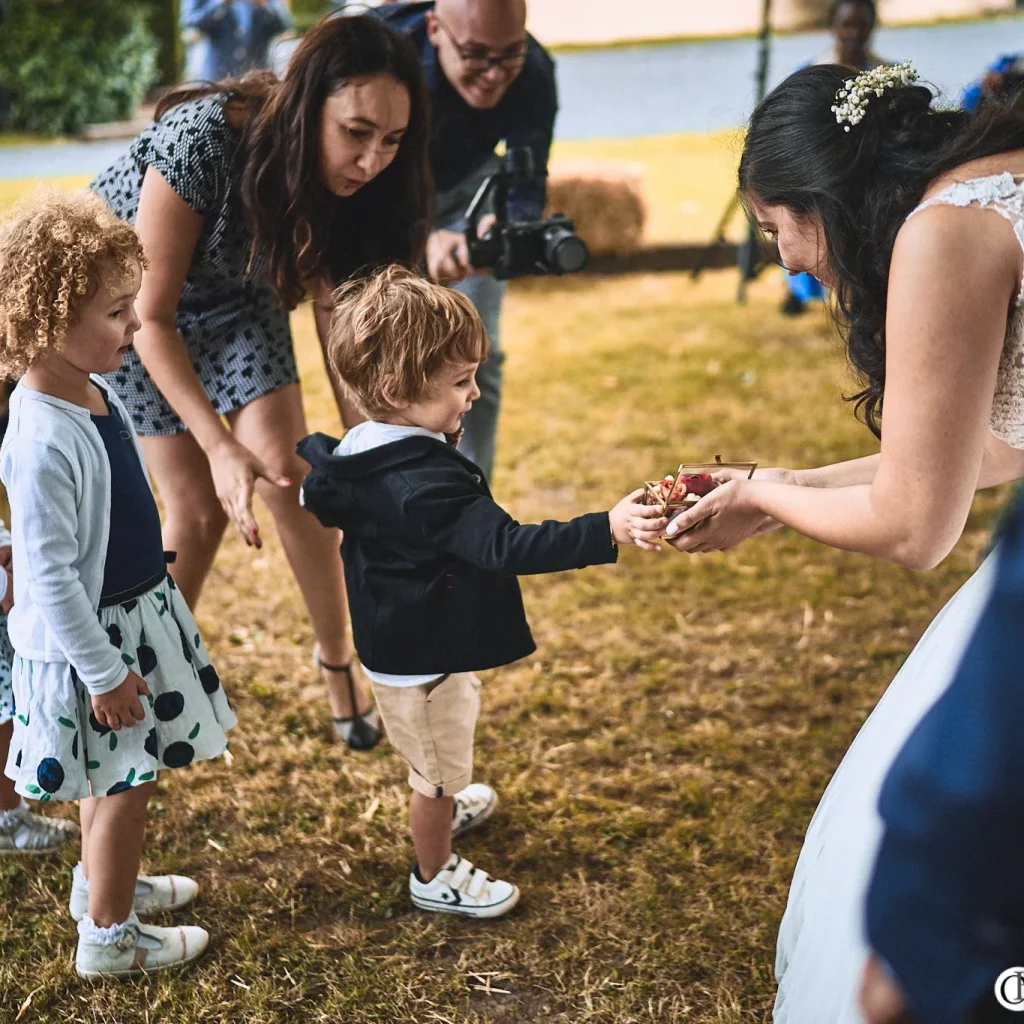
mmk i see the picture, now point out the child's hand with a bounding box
[91,671,151,731]
[610,489,668,553]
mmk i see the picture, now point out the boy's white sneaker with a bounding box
[0,802,77,855]
[410,853,520,918]
[451,783,497,838]
[69,866,199,922]
[75,920,209,979]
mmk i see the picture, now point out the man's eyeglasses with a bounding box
[433,14,528,74]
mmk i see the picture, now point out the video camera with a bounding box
[465,147,588,281]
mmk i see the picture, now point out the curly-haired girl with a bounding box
[0,188,235,977]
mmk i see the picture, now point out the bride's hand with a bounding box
[668,465,801,548]
[662,480,769,553]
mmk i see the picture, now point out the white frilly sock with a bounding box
[77,911,139,945]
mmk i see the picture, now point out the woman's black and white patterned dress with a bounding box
[91,97,298,436]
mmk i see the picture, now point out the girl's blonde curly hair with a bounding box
[0,188,148,378]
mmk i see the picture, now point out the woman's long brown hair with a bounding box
[156,13,433,310]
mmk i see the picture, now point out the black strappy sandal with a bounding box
[313,644,382,751]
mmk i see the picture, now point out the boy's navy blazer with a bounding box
[297,432,617,675]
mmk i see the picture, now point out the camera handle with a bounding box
[465,169,509,244]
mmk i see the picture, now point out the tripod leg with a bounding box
[691,191,742,282]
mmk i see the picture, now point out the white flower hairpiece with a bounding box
[831,60,920,132]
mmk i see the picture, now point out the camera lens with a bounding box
[544,226,588,274]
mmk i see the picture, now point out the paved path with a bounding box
[0,15,1020,179]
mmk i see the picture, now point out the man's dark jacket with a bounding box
[298,433,617,675]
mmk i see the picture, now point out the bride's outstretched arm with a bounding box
[787,434,1024,491]
[665,204,1021,568]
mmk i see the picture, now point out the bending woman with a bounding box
[92,13,432,749]
[642,65,1024,1021]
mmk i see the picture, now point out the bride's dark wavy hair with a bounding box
[155,13,432,310]
[739,64,1024,436]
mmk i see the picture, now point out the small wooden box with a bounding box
[642,458,758,514]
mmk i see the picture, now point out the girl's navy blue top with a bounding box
[91,395,166,606]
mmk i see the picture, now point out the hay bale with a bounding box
[545,159,646,258]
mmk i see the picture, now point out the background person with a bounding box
[90,14,433,749]
[371,0,557,482]
[964,53,1024,112]
[182,0,293,83]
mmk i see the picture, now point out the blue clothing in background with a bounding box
[375,0,557,221]
[866,488,1024,1024]
[181,0,292,82]
[963,54,1022,112]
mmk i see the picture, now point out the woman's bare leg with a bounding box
[228,385,370,718]
[139,432,228,609]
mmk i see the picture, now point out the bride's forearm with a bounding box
[790,441,1023,493]
[791,454,881,489]
[747,480,940,568]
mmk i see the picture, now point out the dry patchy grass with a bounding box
[0,268,1009,1024]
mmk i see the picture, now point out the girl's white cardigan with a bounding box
[0,380,152,696]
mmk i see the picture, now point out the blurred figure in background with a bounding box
[964,52,1024,112]
[782,0,889,316]
[181,0,293,82]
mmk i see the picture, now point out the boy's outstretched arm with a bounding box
[405,477,663,574]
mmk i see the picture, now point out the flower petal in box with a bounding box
[642,456,758,514]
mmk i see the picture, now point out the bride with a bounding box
[639,62,1024,1021]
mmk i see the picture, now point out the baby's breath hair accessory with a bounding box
[831,60,920,132]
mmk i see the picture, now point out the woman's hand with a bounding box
[610,489,669,552]
[663,479,771,553]
[661,466,799,553]
[207,437,292,548]
[91,671,151,731]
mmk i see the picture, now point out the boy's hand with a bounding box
[610,489,667,552]
[91,671,150,731]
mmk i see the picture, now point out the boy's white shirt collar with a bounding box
[334,420,445,456]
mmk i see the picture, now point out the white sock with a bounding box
[0,799,26,828]
[77,911,139,945]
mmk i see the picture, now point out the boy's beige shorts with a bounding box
[370,672,481,798]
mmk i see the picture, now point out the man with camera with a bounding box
[377,0,558,480]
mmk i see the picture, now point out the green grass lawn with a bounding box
[0,152,1010,1023]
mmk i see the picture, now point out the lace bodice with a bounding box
[909,172,1024,448]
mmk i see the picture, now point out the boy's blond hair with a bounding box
[0,188,147,378]
[328,265,490,418]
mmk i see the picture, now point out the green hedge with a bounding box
[292,0,331,34]
[0,0,160,135]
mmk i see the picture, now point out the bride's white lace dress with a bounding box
[774,172,1024,1024]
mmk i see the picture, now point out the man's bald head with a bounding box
[428,0,529,110]
[435,0,527,38]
